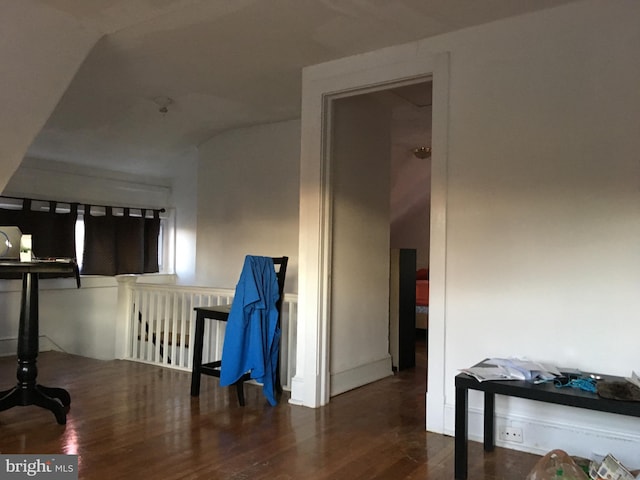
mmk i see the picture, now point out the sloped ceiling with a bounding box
[26,0,580,176]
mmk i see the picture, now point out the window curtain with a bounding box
[0,200,78,278]
[82,207,161,275]
[144,209,161,273]
[0,200,77,258]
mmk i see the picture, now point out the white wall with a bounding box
[40,277,119,360]
[297,0,640,466]
[436,0,640,463]
[0,283,24,356]
[329,95,393,395]
[0,273,120,360]
[169,149,199,285]
[426,0,640,456]
[196,119,300,293]
[5,157,172,208]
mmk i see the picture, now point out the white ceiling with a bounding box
[26,0,579,176]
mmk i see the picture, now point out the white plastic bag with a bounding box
[525,449,589,480]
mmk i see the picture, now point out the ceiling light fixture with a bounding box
[412,146,431,159]
[153,96,173,113]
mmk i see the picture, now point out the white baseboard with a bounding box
[426,391,445,433]
[443,403,640,469]
[288,375,308,406]
[0,336,64,357]
[330,355,393,396]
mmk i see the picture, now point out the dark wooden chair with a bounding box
[190,256,288,406]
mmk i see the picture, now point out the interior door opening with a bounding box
[328,79,432,398]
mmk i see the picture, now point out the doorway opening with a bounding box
[327,79,432,398]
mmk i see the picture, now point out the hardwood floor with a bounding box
[0,346,540,479]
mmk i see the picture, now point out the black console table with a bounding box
[455,360,640,479]
[0,260,80,424]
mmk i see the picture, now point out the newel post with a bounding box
[114,275,139,359]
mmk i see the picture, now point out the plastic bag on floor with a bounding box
[526,449,589,480]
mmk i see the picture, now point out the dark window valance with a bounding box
[0,196,164,278]
[144,210,161,274]
[0,199,78,279]
[81,206,161,275]
[0,199,78,259]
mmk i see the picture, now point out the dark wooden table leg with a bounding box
[39,384,71,406]
[18,272,39,393]
[190,312,205,396]
[0,384,69,425]
[32,386,69,424]
[0,273,70,424]
[455,385,469,479]
[484,391,495,451]
[0,387,20,412]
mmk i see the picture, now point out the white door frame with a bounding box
[290,45,450,433]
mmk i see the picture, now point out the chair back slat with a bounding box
[271,256,288,326]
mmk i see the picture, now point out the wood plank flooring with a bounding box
[0,345,540,479]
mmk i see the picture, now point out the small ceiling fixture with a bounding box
[412,146,431,159]
[153,96,173,113]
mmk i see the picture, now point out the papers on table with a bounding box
[460,358,562,383]
[459,366,522,382]
[625,371,640,389]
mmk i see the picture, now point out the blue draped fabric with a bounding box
[219,255,280,405]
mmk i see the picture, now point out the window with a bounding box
[0,198,173,275]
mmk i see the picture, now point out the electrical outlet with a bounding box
[499,426,523,443]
